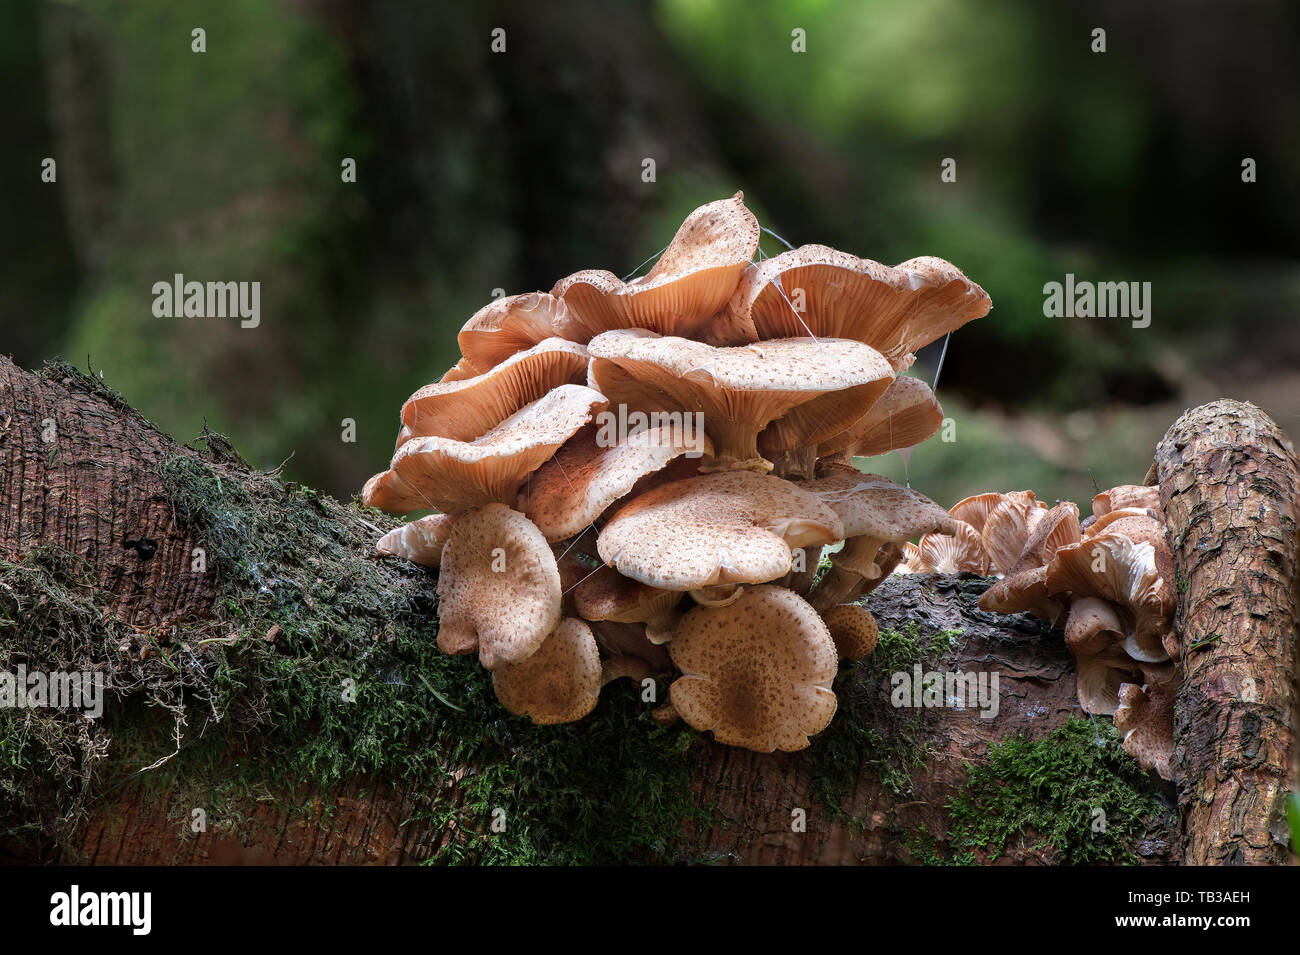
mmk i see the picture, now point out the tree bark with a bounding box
[0,357,1289,865]
[1153,399,1300,865]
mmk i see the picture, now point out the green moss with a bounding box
[2,426,710,864]
[942,717,1174,865]
[807,622,953,820]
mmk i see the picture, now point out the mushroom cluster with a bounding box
[363,193,990,752]
[939,484,1182,779]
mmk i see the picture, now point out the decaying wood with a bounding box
[1153,399,1299,865]
[0,357,1290,865]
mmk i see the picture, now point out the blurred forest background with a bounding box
[4,0,1298,508]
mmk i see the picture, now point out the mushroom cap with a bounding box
[1092,484,1162,519]
[399,337,589,447]
[587,329,894,471]
[457,292,568,374]
[724,245,990,368]
[798,471,958,543]
[1074,644,1145,716]
[491,618,602,724]
[1045,533,1173,663]
[597,470,844,591]
[669,585,839,752]
[573,565,684,644]
[1064,595,1126,656]
[1012,501,1082,572]
[822,603,880,660]
[361,467,430,514]
[1113,676,1177,780]
[389,385,606,513]
[980,498,1033,576]
[375,513,456,567]
[552,192,760,342]
[435,503,562,670]
[516,422,714,542]
[915,520,987,574]
[949,490,1040,536]
[817,375,944,458]
[977,564,1064,622]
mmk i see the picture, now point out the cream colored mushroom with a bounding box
[587,329,894,473]
[596,470,844,592]
[669,586,839,752]
[552,192,760,343]
[491,618,602,725]
[516,422,713,542]
[817,375,944,460]
[375,513,456,567]
[385,384,606,514]
[435,503,562,670]
[722,245,990,369]
[457,292,568,374]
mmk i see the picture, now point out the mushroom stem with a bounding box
[769,446,818,482]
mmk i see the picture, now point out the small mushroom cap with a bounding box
[552,192,760,342]
[435,503,562,670]
[491,618,601,725]
[822,603,880,660]
[1092,484,1162,519]
[669,585,839,752]
[1074,644,1145,717]
[949,491,1036,536]
[1046,533,1173,663]
[1012,501,1082,572]
[1113,676,1177,780]
[597,470,844,591]
[573,565,685,644]
[375,513,456,567]
[915,520,987,574]
[399,337,589,447]
[798,471,958,543]
[517,422,714,542]
[587,329,894,471]
[390,384,606,513]
[1064,595,1126,656]
[724,245,990,368]
[817,375,944,458]
[361,467,429,514]
[457,292,568,374]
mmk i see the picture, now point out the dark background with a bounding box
[4,0,1298,508]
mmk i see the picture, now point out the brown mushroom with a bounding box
[816,375,944,459]
[457,292,568,374]
[552,192,760,343]
[435,503,562,670]
[597,470,844,592]
[668,585,839,752]
[822,603,880,660]
[1113,675,1178,781]
[573,565,685,645]
[491,618,601,724]
[587,329,894,473]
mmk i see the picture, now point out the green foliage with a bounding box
[943,717,1173,865]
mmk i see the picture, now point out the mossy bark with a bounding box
[0,357,1286,865]
[1153,399,1300,865]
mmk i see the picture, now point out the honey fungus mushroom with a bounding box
[668,586,839,752]
[491,618,602,725]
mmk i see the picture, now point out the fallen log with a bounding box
[0,357,1289,865]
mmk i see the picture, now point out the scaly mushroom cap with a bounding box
[573,565,685,645]
[587,329,894,472]
[723,245,991,369]
[517,422,714,542]
[915,520,987,574]
[801,471,958,559]
[375,513,456,567]
[435,503,562,670]
[552,192,760,343]
[1114,676,1178,780]
[822,603,880,660]
[1046,533,1174,663]
[399,338,589,448]
[817,376,944,458]
[669,585,839,752]
[491,618,601,725]
[597,470,844,591]
[457,292,568,374]
[1092,484,1162,519]
[388,385,606,513]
